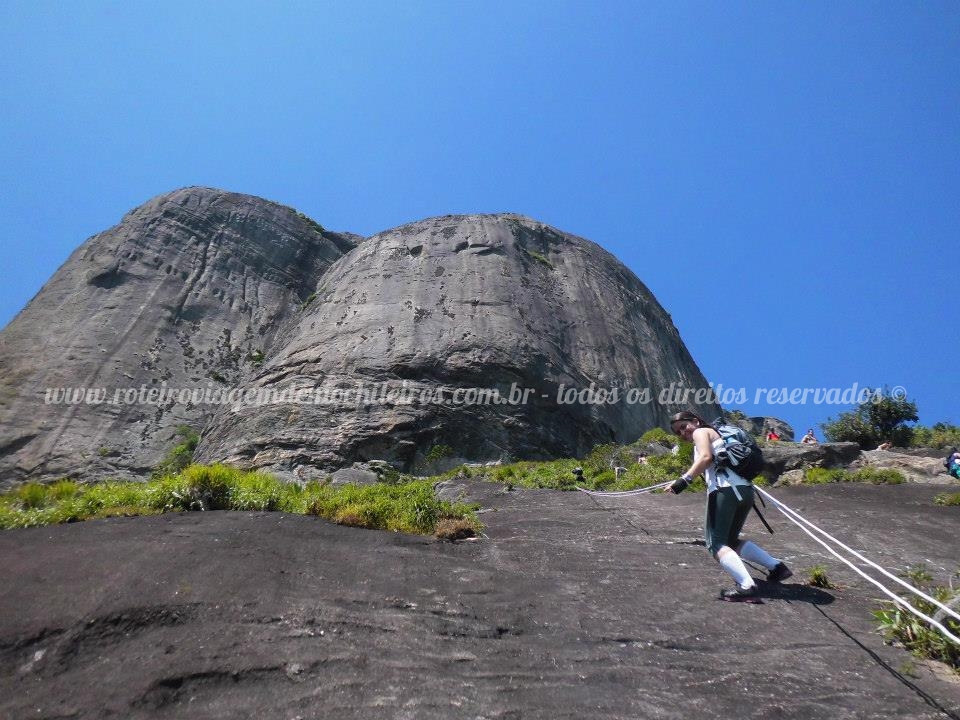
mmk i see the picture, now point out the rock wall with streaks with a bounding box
[0,190,719,484]
[0,187,357,484]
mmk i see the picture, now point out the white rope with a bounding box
[755,486,960,624]
[755,486,960,646]
[576,480,673,497]
[575,480,959,645]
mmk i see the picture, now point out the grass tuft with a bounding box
[808,564,834,589]
[435,518,478,541]
[152,426,200,479]
[18,482,50,509]
[873,566,960,672]
[934,492,960,507]
[303,480,477,535]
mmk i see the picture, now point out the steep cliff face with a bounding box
[195,213,719,476]
[1,191,719,484]
[0,188,357,484]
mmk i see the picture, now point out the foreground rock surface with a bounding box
[1,483,958,719]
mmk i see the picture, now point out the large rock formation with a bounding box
[0,188,358,485]
[759,441,863,481]
[0,189,720,484]
[736,415,795,442]
[197,213,720,476]
[855,449,956,484]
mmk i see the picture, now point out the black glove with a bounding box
[670,476,691,494]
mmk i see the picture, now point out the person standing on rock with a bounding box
[666,411,792,602]
[946,449,960,479]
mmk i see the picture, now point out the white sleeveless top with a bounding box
[695,435,752,494]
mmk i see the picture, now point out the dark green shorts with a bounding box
[705,485,754,555]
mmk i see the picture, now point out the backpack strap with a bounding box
[753,501,774,534]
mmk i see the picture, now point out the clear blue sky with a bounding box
[2,1,958,438]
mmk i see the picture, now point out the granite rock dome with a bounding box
[0,188,358,484]
[0,189,718,484]
[196,213,719,476]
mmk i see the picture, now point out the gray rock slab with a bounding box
[858,449,958,484]
[1,483,958,719]
[433,478,515,507]
[329,466,380,486]
[0,187,357,486]
[3,198,721,486]
[742,415,796,441]
[197,213,720,473]
[761,442,863,480]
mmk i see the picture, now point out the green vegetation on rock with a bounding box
[520,247,554,269]
[152,425,200,478]
[873,565,960,672]
[425,444,453,464]
[934,492,960,507]
[801,466,905,485]
[439,436,701,493]
[0,464,479,537]
[822,389,918,448]
[807,564,833,589]
[295,211,325,235]
[910,422,960,450]
[638,427,680,446]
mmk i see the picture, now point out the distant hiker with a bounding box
[945,450,960,479]
[665,411,792,602]
[801,429,818,445]
[766,429,781,442]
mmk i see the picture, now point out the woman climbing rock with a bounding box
[666,411,792,601]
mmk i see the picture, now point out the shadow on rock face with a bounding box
[753,581,836,606]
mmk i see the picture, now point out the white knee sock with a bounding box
[717,549,755,589]
[738,541,780,571]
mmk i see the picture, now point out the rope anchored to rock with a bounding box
[579,481,960,647]
[575,480,673,497]
[753,486,960,646]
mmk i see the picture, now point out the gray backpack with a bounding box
[712,421,765,481]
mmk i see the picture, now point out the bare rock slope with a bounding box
[0,187,357,484]
[1,190,719,483]
[197,213,717,474]
[1,482,958,719]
